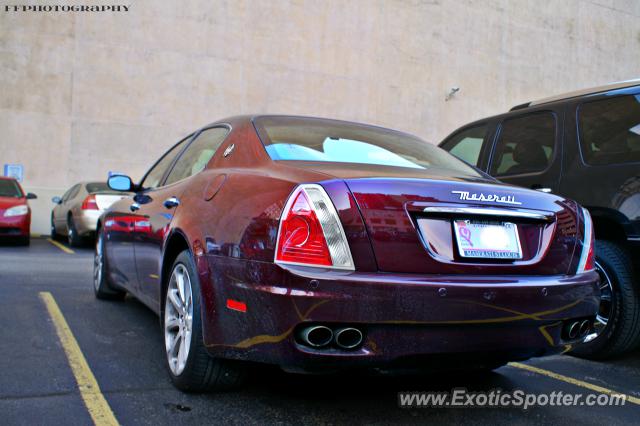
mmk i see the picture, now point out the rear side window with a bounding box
[66,184,81,201]
[578,94,640,165]
[61,186,75,202]
[164,127,229,186]
[441,124,488,166]
[490,112,556,176]
[254,116,481,176]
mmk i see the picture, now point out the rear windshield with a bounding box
[86,182,117,194]
[254,116,481,176]
[578,94,640,165]
[0,179,23,198]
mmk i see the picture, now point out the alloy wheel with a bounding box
[68,221,75,246]
[93,234,103,291]
[164,264,194,376]
[584,261,614,343]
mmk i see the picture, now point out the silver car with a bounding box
[51,182,130,246]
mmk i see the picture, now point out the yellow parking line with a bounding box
[47,238,75,254]
[510,362,640,405]
[39,292,119,425]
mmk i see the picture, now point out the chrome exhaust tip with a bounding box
[298,325,333,348]
[334,327,363,349]
[579,320,591,337]
[567,321,580,340]
[567,321,580,339]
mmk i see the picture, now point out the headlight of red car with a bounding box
[4,204,29,217]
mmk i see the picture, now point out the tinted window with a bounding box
[579,95,640,165]
[64,184,80,202]
[0,179,22,198]
[61,186,75,202]
[442,124,488,166]
[491,112,556,176]
[68,185,81,200]
[164,127,228,186]
[141,137,191,189]
[85,182,110,193]
[255,116,480,176]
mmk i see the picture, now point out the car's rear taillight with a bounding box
[577,207,595,273]
[81,194,99,210]
[275,184,354,270]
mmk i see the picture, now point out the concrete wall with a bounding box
[1,0,640,235]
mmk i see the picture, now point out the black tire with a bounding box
[163,250,247,392]
[18,236,30,246]
[50,215,57,240]
[571,240,640,359]
[67,215,83,247]
[93,229,125,300]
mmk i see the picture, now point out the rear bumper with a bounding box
[74,211,100,235]
[200,257,600,371]
[0,214,30,237]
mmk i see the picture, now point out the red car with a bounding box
[96,115,600,392]
[0,176,36,245]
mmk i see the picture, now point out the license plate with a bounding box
[453,220,522,259]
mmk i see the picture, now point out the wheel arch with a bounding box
[588,207,628,243]
[160,230,192,317]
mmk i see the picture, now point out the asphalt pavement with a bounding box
[0,238,638,425]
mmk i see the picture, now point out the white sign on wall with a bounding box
[3,164,23,182]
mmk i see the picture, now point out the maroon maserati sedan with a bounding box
[96,115,599,392]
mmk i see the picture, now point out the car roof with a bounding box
[511,78,640,111]
[204,114,423,140]
[439,79,640,145]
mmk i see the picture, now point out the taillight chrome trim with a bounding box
[577,207,594,273]
[275,184,355,271]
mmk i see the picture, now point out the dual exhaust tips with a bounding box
[564,319,593,340]
[297,325,364,350]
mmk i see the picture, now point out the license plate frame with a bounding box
[453,219,522,260]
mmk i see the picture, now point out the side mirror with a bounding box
[52,196,62,204]
[26,192,37,200]
[108,174,134,192]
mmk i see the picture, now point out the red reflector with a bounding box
[81,194,99,210]
[276,189,332,266]
[226,299,246,312]
[584,229,596,272]
[585,243,595,271]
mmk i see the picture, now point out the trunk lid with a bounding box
[94,193,130,211]
[344,178,579,275]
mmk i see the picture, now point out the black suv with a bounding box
[440,80,640,359]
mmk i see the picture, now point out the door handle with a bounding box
[130,202,140,212]
[163,197,180,209]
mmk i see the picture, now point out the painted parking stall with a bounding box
[0,238,637,425]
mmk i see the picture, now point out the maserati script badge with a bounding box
[451,190,522,205]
